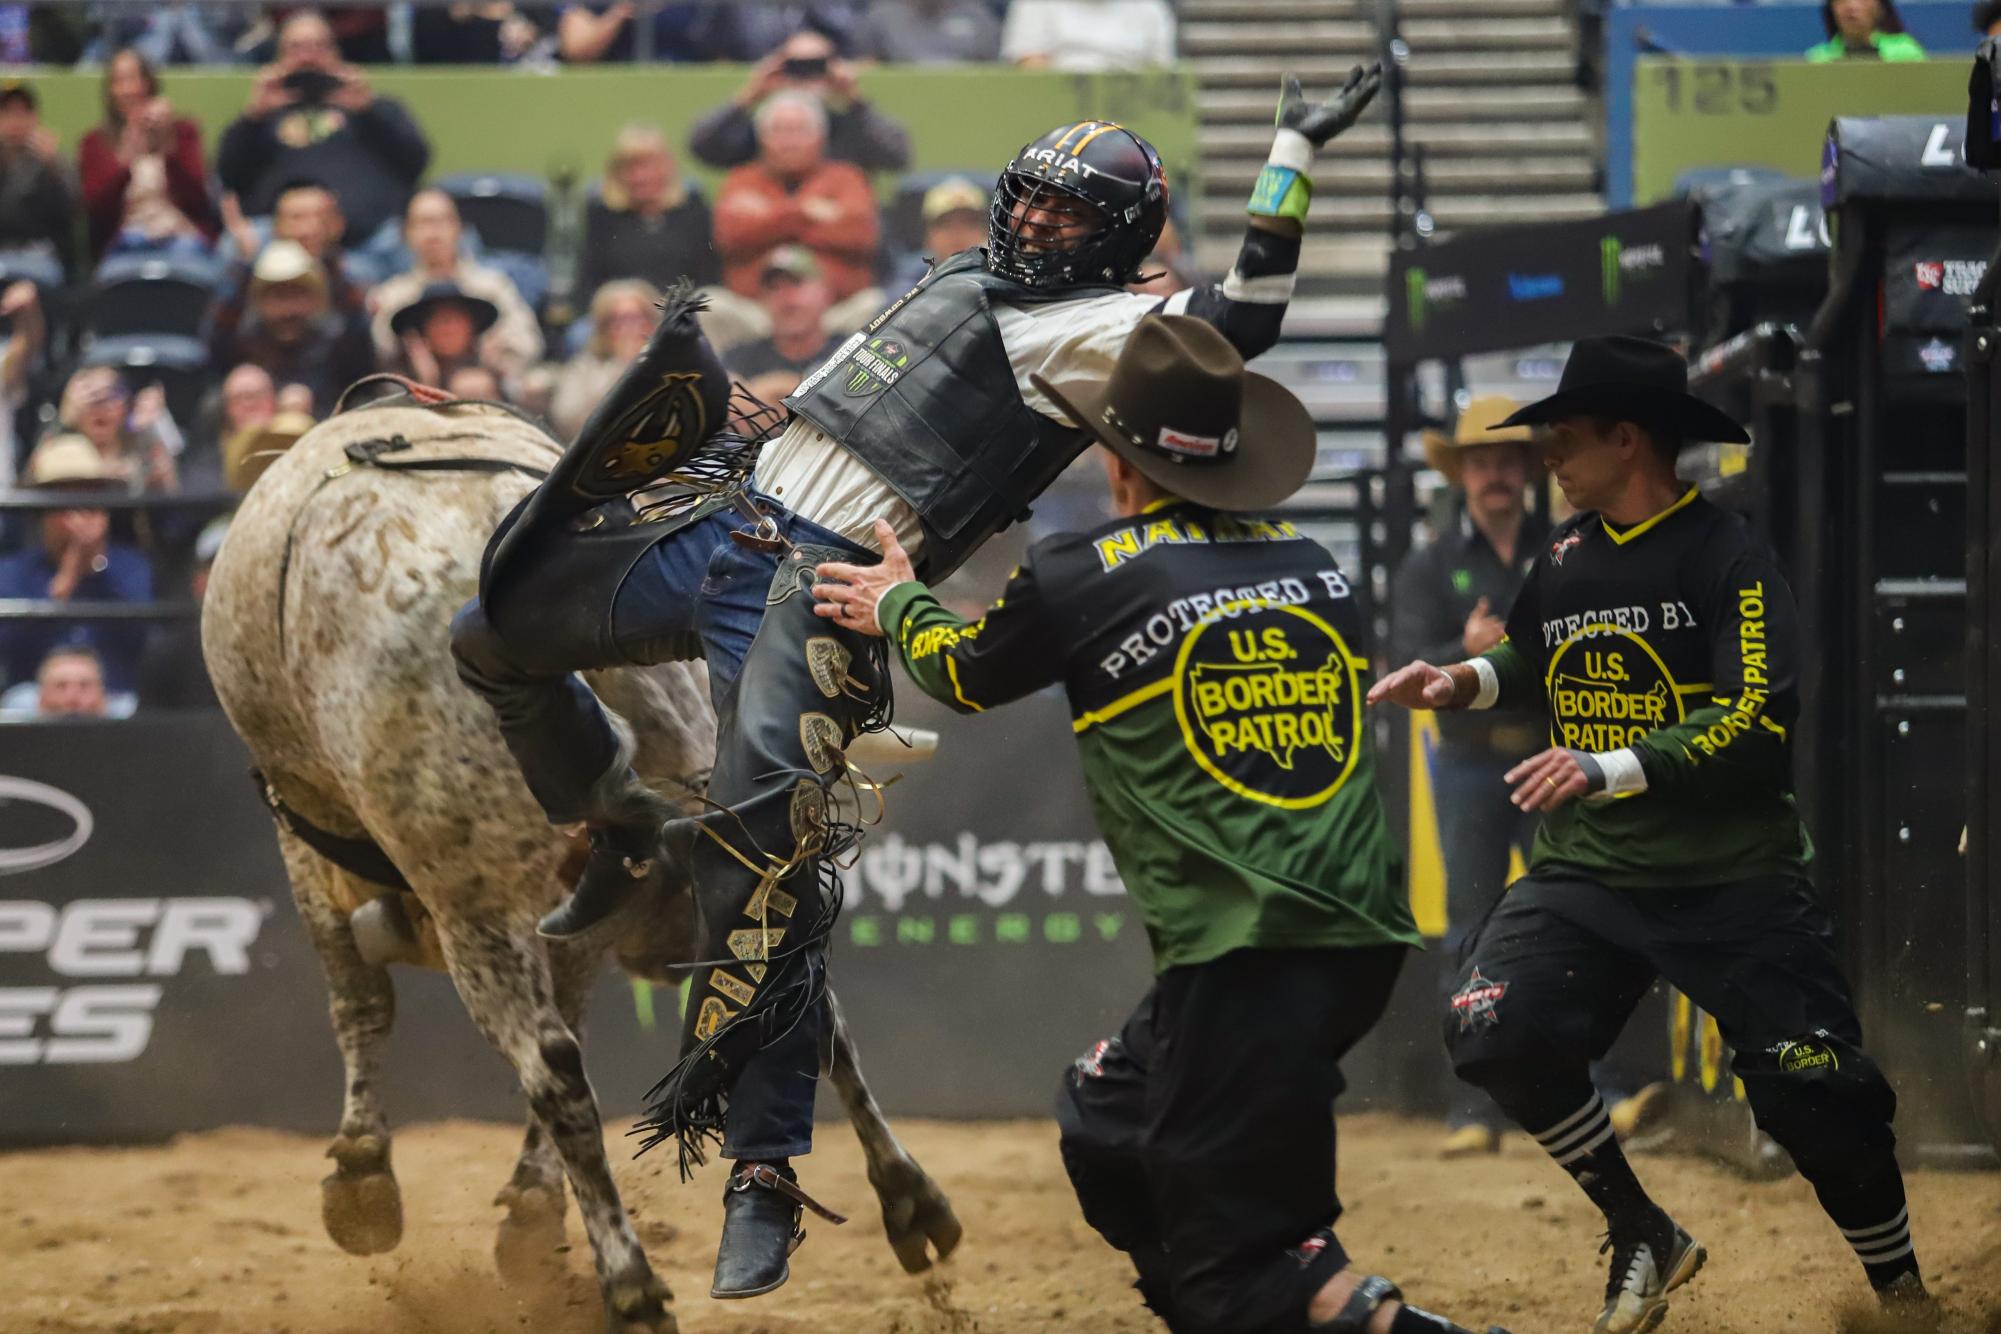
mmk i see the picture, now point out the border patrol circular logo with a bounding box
[1544,626,1684,752]
[1170,603,1363,809]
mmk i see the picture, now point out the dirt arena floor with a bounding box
[4,1114,1998,1334]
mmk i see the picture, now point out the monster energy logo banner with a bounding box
[1402,267,1467,334]
[842,336,912,397]
[1600,236,1666,307]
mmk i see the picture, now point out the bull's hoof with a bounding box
[321,1135,403,1255]
[603,1270,676,1334]
[874,1163,964,1275]
[492,1182,567,1286]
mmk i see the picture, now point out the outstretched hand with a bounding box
[1366,660,1457,710]
[1505,747,1590,812]
[812,519,916,638]
[1278,63,1383,148]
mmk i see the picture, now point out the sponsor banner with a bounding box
[1884,222,1996,338]
[1386,202,1697,363]
[0,700,1171,1142]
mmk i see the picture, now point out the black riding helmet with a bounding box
[987,122,1169,289]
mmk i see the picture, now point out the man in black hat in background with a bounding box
[1371,336,1932,1333]
[812,315,1511,1334]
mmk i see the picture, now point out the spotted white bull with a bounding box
[201,399,959,1333]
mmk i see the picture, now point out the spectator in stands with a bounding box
[559,3,859,63]
[371,189,543,382]
[549,278,658,439]
[852,0,1001,62]
[78,50,219,264]
[211,238,373,417]
[1001,0,1176,70]
[1807,0,1926,59]
[216,9,431,245]
[725,246,839,403]
[885,175,988,291]
[221,180,366,308]
[266,4,393,65]
[388,282,500,389]
[714,92,880,304]
[0,434,153,695]
[31,645,111,719]
[217,362,314,492]
[0,81,79,278]
[53,367,180,496]
[576,125,718,303]
[83,6,254,66]
[557,2,715,62]
[211,181,367,372]
[412,4,545,62]
[690,29,911,173]
[0,278,42,489]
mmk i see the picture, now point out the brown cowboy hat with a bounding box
[1422,395,1534,487]
[1030,315,1316,511]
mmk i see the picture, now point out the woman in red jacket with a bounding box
[77,49,218,265]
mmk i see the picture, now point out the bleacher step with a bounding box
[1198,85,1587,124]
[1194,52,1578,86]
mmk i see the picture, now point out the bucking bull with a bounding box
[201,390,960,1333]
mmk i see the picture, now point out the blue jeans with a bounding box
[452,495,867,1160]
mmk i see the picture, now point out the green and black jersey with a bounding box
[1481,487,1812,887]
[877,501,1420,971]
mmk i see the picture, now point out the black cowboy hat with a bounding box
[389,281,500,340]
[1499,335,1750,445]
[1031,315,1317,511]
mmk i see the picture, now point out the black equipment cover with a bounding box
[1822,116,1991,208]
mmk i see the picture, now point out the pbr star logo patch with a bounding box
[1550,532,1583,566]
[1450,968,1509,1031]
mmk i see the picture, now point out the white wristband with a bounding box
[1596,747,1649,797]
[1467,657,1499,710]
[1268,126,1315,174]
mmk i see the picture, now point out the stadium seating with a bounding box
[438,171,553,309]
[84,254,223,341]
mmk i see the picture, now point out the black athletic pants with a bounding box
[1445,872,1907,1253]
[1056,945,1407,1334]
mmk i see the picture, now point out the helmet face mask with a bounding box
[986,123,1168,290]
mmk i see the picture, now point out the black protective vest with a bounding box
[784,249,1119,580]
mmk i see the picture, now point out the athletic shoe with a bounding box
[1439,1124,1502,1158]
[1593,1216,1706,1333]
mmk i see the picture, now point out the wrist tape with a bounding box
[1248,127,1315,223]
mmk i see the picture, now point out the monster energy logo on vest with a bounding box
[843,337,911,397]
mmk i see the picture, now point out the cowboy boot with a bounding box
[712,1161,849,1299]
